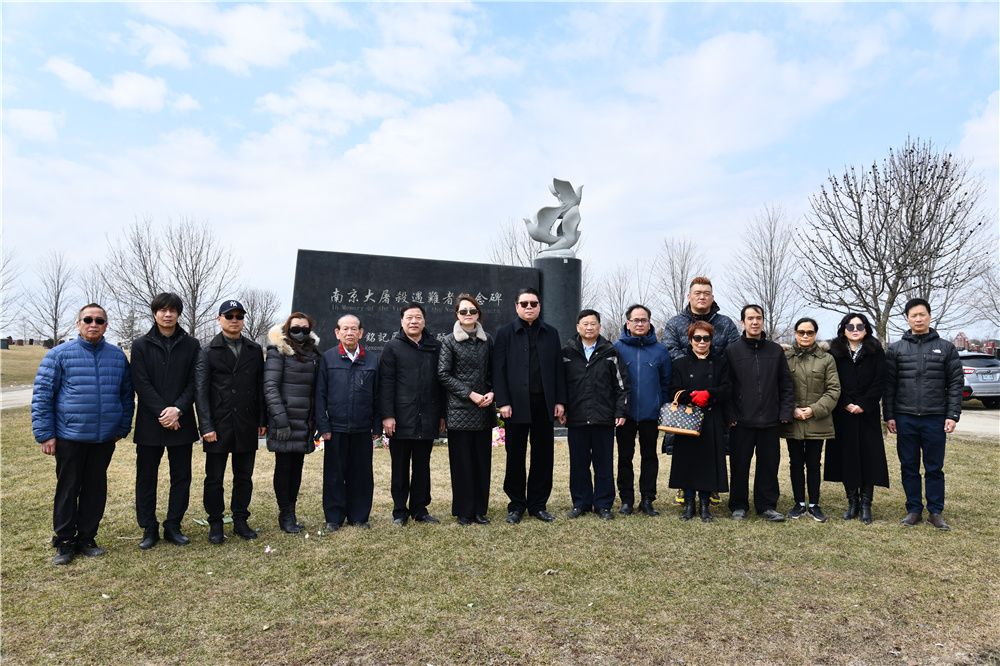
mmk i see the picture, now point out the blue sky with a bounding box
[3,2,998,333]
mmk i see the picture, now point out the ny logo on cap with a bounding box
[230,301,238,307]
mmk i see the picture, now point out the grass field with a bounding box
[1,405,998,664]
[0,345,47,387]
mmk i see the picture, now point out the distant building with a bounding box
[953,332,969,350]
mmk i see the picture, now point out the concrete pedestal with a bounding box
[533,256,581,344]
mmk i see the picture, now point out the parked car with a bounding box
[959,351,1000,409]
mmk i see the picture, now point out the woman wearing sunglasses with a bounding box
[781,317,840,522]
[667,321,731,522]
[264,312,321,533]
[823,313,888,524]
[437,294,495,525]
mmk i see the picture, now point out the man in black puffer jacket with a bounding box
[561,310,629,520]
[379,303,445,525]
[884,298,963,531]
[724,305,795,522]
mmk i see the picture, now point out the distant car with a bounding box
[959,351,1000,409]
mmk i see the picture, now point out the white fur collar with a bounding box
[453,320,487,342]
[268,324,320,356]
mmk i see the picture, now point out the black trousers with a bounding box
[615,418,660,504]
[203,449,256,523]
[728,425,780,515]
[53,439,116,544]
[568,425,615,512]
[389,438,433,520]
[448,429,492,519]
[786,438,823,505]
[273,452,305,511]
[135,444,192,530]
[323,432,374,525]
[503,392,554,514]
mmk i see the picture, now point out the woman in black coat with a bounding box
[668,320,730,522]
[824,312,888,524]
[264,312,321,533]
[437,294,495,525]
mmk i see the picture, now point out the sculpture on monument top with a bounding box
[524,178,583,258]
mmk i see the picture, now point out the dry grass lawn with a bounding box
[0,345,47,388]
[1,404,998,664]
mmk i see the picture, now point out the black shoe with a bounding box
[233,520,258,540]
[324,522,341,532]
[208,522,225,545]
[279,509,302,534]
[638,498,659,517]
[531,510,555,523]
[52,542,75,565]
[290,503,305,530]
[860,485,874,524]
[505,510,523,524]
[597,509,614,521]
[392,517,408,527]
[618,503,633,516]
[843,487,860,520]
[681,500,695,521]
[567,506,586,519]
[788,503,807,519]
[761,509,786,523]
[473,515,490,525]
[138,526,160,550]
[807,505,828,523]
[699,499,713,523]
[414,514,440,524]
[457,516,472,526]
[76,539,105,557]
[163,525,190,546]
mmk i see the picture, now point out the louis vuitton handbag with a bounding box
[657,391,704,437]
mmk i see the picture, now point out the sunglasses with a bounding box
[80,316,107,325]
[796,330,816,336]
[691,335,712,343]
[458,308,479,316]
[845,323,866,332]
[224,313,245,320]
[288,326,311,335]
[518,301,540,308]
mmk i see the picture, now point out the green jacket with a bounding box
[780,343,841,440]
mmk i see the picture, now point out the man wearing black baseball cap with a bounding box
[194,299,267,543]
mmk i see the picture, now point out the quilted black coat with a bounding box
[438,322,495,431]
[263,326,320,454]
[883,328,963,421]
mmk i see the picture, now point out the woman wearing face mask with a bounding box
[824,313,888,524]
[667,321,731,522]
[780,317,840,522]
[264,312,321,533]
[437,294,495,525]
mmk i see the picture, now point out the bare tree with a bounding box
[24,252,76,343]
[973,260,1000,330]
[241,287,282,344]
[163,218,240,338]
[102,219,166,322]
[728,205,803,341]
[598,264,633,341]
[488,218,546,267]
[1,247,22,332]
[76,265,110,307]
[800,137,992,341]
[654,238,707,317]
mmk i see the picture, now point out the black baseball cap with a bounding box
[219,300,245,315]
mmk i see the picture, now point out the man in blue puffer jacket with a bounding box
[614,304,671,516]
[32,303,134,565]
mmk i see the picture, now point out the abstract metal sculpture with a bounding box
[524,178,583,258]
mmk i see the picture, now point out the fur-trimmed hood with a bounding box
[781,340,830,354]
[452,320,488,342]
[268,324,320,356]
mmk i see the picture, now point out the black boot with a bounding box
[638,497,660,517]
[208,521,225,545]
[138,525,160,550]
[860,485,874,524]
[699,497,713,523]
[681,499,695,521]
[278,507,301,534]
[233,519,258,540]
[842,486,860,521]
[290,503,305,529]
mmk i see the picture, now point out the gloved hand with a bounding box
[275,426,292,441]
[689,390,710,408]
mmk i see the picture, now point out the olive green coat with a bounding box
[779,343,841,440]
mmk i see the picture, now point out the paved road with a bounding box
[1,386,32,411]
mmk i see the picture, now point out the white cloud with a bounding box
[44,57,168,112]
[930,4,998,43]
[4,108,63,142]
[172,93,201,112]
[134,3,316,75]
[257,77,407,136]
[128,21,191,68]
[959,91,999,214]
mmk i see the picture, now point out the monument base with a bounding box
[533,256,581,344]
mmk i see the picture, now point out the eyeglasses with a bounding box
[80,317,107,325]
[458,308,479,316]
[518,301,539,308]
[629,318,649,324]
[691,335,712,343]
[845,323,866,332]
[289,326,311,335]
[795,330,816,336]
[224,313,245,320]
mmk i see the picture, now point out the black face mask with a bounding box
[289,331,308,342]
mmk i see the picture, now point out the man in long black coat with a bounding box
[195,299,266,544]
[131,292,201,549]
[493,288,566,524]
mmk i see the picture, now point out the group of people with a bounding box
[31,278,965,565]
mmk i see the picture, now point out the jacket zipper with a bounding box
[92,343,103,438]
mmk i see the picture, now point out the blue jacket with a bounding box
[315,343,380,435]
[614,325,672,422]
[663,302,741,360]
[32,337,134,443]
